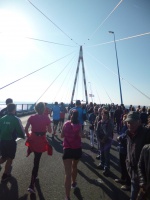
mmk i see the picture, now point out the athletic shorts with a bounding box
[59,118,65,123]
[62,148,82,160]
[53,120,59,125]
[0,140,17,159]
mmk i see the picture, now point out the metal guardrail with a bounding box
[0,103,35,117]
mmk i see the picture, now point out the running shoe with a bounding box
[71,182,77,189]
[27,186,35,193]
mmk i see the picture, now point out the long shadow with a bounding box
[81,152,98,169]
[46,135,63,153]
[78,168,129,200]
[35,179,45,200]
[74,187,84,200]
[0,176,20,200]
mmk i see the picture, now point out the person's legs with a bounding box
[63,159,72,199]
[71,159,79,185]
[4,158,13,174]
[130,176,139,200]
[90,129,94,148]
[28,152,42,191]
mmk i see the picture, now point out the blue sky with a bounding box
[0,0,150,106]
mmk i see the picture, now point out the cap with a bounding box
[125,111,140,122]
[76,100,81,105]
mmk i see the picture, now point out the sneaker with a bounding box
[114,178,126,184]
[97,164,104,170]
[121,185,131,190]
[27,186,35,193]
[96,155,100,160]
[71,182,77,189]
[103,168,110,176]
[1,173,12,182]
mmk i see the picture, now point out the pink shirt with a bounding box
[28,114,51,133]
[63,121,82,149]
[26,114,51,153]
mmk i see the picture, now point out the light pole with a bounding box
[109,31,123,105]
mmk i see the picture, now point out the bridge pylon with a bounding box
[70,46,88,104]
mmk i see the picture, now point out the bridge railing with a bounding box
[0,103,35,117]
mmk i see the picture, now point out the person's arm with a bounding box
[47,123,52,133]
[25,121,30,138]
[138,145,147,190]
[15,118,26,139]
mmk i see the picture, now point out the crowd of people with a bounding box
[0,98,150,200]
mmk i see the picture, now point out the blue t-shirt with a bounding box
[52,105,60,120]
[70,107,84,125]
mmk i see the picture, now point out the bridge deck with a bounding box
[0,116,130,200]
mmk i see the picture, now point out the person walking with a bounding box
[0,98,13,118]
[61,110,83,200]
[25,102,52,193]
[52,102,60,136]
[96,110,114,176]
[125,111,150,200]
[0,103,25,182]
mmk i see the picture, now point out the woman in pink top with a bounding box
[25,102,52,193]
[61,110,83,200]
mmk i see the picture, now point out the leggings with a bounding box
[30,152,42,187]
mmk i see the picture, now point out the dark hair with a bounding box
[35,102,45,114]
[7,103,16,113]
[6,98,13,105]
[70,110,79,124]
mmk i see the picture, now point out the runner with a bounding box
[25,102,52,193]
[61,110,83,200]
[0,103,25,182]
[58,102,67,133]
[52,102,60,136]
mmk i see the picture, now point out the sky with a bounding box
[0,0,150,106]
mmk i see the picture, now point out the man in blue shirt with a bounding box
[52,102,60,136]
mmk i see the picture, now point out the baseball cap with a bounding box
[125,111,140,122]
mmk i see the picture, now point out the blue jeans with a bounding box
[100,141,111,169]
[130,173,139,200]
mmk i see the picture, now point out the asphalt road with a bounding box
[0,115,130,200]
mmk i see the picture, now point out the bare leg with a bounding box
[63,159,72,199]
[4,158,13,174]
[71,160,79,184]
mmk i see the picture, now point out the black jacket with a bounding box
[138,144,150,187]
[126,126,150,178]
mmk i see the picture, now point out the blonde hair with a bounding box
[35,102,45,114]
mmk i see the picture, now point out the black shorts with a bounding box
[0,140,17,159]
[53,120,59,125]
[63,148,82,160]
[59,118,65,123]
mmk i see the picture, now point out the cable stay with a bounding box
[0,51,75,90]
[86,50,150,101]
[84,59,113,104]
[35,55,76,103]
[85,32,150,48]
[52,56,77,102]
[86,0,123,42]
[27,0,79,46]
[26,36,77,47]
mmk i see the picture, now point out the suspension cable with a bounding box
[86,51,150,101]
[52,56,76,102]
[35,55,76,103]
[0,51,74,90]
[86,0,123,41]
[27,0,79,46]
